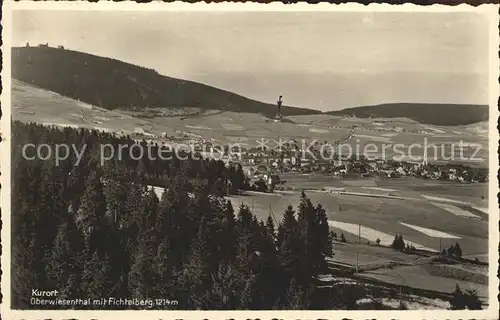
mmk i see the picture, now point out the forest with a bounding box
[326,102,488,126]
[12,46,320,117]
[11,121,335,310]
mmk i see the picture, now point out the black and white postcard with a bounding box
[1,2,498,319]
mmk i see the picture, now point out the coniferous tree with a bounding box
[36,167,66,264]
[138,187,160,233]
[178,222,212,308]
[331,231,338,241]
[237,204,254,234]
[128,232,157,300]
[208,264,242,309]
[284,278,305,310]
[220,200,237,263]
[76,171,108,254]
[296,192,317,282]
[340,232,347,243]
[277,205,301,280]
[391,234,405,251]
[82,252,112,302]
[155,187,171,239]
[239,275,257,309]
[152,238,173,297]
[447,244,455,257]
[453,243,463,258]
[450,284,466,309]
[233,164,247,191]
[253,228,281,309]
[234,205,257,273]
[11,238,39,308]
[122,181,146,260]
[266,215,276,240]
[46,216,85,298]
[328,231,336,256]
[450,284,482,310]
[314,203,331,267]
[398,300,408,310]
[463,289,482,310]
[102,161,128,225]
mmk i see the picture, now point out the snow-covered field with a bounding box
[226,136,249,142]
[362,187,396,192]
[471,206,488,215]
[380,132,399,137]
[328,221,437,252]
[309,128,329,134]
[149,185,166,199]
[42,122,80,129]
[221,123,244,131]
[185,124,212,130]
[421,195,470,205]
[93,127,114,133]
[341,179,378,187]
[399,222,460,239]
[338,191,412,201]
[94,116,111,122]
[419,125,446,134]
[430,202,481,219]
[353,134,393,143]
[324,187,347,192]
[275,190,298,195]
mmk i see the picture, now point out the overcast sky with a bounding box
[12,10,491,111]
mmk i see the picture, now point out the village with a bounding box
[132,129,489,193]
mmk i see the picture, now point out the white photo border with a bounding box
[1,2,498,319]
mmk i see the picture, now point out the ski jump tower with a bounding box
[276,95,284,122]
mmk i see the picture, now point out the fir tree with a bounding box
[11,238,39,308]
[128,232,157,300]
[266,215,276,240]
[314,203,331,261]
[296,192,317,282]
[463,289,482,310]
[277,205,301,279]
[237,204,254,234]
[76,171,108,254]
[340,232,347,243]
[453,243,463,258]
[391,234,405,251]
[178,223,212,308]
[82,252,112,301]
[239,275,257,309]
[46,216,85,298]
[284,278,305,310]
[450,284,482,310]
[328,231,336,256]
[450,284,466,309]
[152,238,173,298]
[220,200,237,263]
[208,264,241,309]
